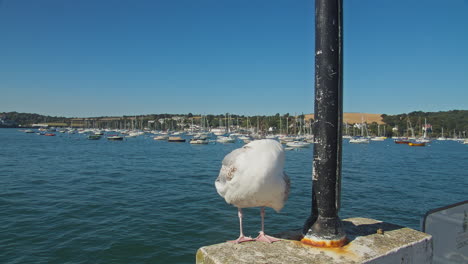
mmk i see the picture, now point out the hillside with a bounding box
[304,113,384,124]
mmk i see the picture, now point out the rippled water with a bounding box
[1,129,466,263]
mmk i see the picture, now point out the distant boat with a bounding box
[88,135,101,140]
[189,138,209,144]
[437,127,446,141]
[370,136,386,141]
[408,142,426,147]
[168,136,186,142]
[153,135,169,140]
[216,136,235,143]
[286,141,310,148]
[394,140,410,144]
[107,135,124,141]
[349,137,370,144]
[125,133,138,138]
[279,136,295,144]
[44,133,56,136]
[416,138,431,143]
[24,129,35,133]
[418,118,431,143]
[211,128,226,136]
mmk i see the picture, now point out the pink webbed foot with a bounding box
[255,231,281,243]
[228,235,255,244]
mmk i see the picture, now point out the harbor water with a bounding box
[1,129,466,263]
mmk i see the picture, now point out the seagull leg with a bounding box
[228,208,254,243]
[255,207,281,243]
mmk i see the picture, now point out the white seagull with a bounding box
[215,139,290,243]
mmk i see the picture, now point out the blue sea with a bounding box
[1,129,466,263]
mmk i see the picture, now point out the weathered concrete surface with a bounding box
[196,218,432,264]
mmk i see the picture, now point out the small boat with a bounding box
[394,140,410,144]
[168,136,186,142]
[216,136,236,143]
[349,137,370,144]
[88,135,101,140]
[107,135,124,141]
[238,135,252,144]
[154,135,169,140]
[279,136,295,144]
[190,138,209,144]
[286,141,311,148]
[416,138,431,143]
[44,133,56,136]
[192,133,208,141]
[408,142,425,147]
[211,128,226,136]
[24,129,35,133]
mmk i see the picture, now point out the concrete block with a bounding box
[196,217,432,264]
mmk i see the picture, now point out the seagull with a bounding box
[215,139,290,243]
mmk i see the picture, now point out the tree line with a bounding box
[2,110,467,138]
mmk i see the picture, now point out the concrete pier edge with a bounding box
[196,217,432,264]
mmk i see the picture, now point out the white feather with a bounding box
[215,139,290,212]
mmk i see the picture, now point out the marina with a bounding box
[1,128,466,263]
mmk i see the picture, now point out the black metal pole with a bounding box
[301,0,346,247]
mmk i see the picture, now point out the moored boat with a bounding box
[286,141,311,148]
[168,136,186,142]
[88,135,101,140]
[154,135,169,140]
[408,142,425,147]
[394,140,410,144]
[189,138,209,144]
[107,135,124,141]
[216,136,235,143]
[349,137,370,144]
[44,133,56,136]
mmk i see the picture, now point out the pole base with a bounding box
[302,215,347,248]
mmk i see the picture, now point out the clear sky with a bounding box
[1,0,467,117]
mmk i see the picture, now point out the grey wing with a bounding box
[216,147,248,183]
[221,146,248,167]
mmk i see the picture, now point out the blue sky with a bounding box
[1,0,467,117]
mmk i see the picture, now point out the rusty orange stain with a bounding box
[300,237,348,248]
[291,239,358,258]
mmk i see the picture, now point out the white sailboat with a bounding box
[349,137,370,144]
[437,127,447,141]
[286,141,311,148]
[350,119,370,144]
[216,136,235,143]
[417,118,431,143]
